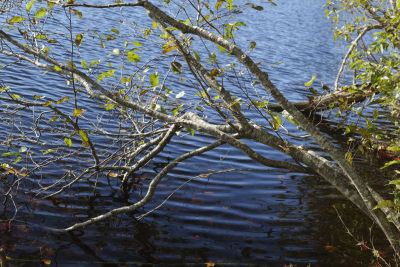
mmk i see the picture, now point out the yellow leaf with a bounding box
[215,0,224,10]
[206,263,215,267]
[163,45,178,54]
[73,108,85,117]
[162,40,179,54]
[79,130,89,147]
[43,100,53,107]
[56,96,69,104]
[74,33,84,47]
[42,259,51,265]
[304,74,316,87]
[108,173,119,178]
[209,68,220,79]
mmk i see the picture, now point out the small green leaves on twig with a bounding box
[304,75,316,87]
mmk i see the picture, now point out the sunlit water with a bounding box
[0,0,387,266]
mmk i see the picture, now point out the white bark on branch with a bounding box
[139,0,400,250]
[334,25,379,90]
[64,138,227,231]
[121,124,178,185]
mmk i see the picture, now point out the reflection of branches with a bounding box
[121,124,178,187]
[67,231,120,267]
[64,138,227,231]
[136,167,283,221]
[1,2,399,258]
[334,206,390,267]
[0,96,100,165]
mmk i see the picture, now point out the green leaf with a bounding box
[210,68,220,79]
[81,60,88,69]
[381,160,400,169]
[97,69,115,82]
[49,116,58,123]
[171,105,182,116]
[162,40,178,54]
[345,151,352,165]
[159,33,172,39]
[53,65,62,71]
[35,7,46,18]
[106,103,115,110]
[234,21,246,27]
[127,51,140,63]
[149,72,159,87]
[186,127,195,136]
[193,51,200,63]
[104,34,116,41]
[56,96,69,104]
[304,75,316,87]
[273,113,281,130]
[209,52,217,63]
[144,28,152,38]
[389,179,400,186]
[26,0,35,12]
[90,59,100,66]
[121,76,132,83]
[7,16,26,24]
[41,149,55,155]
[246,3,264,11]
[132,41,142,46]
[249,41,256,50]
[75,33,84,47]
[373,200,395,210]
[13,156,21,164]
[79,130,89,147]
[171,61,182,74]
[64,137,72,147]
[43,101,53,107]
[73,108,84,117]
[110,28,120,35]
[36,34,48,39]
[92,30,105,48]
[70,9,82,18]
[215,0,224,10]
[66,61,76,69]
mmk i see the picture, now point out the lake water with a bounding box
[0,0,384,266]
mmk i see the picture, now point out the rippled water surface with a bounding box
[0,0,385,266]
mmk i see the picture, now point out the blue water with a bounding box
[0,0,379,266]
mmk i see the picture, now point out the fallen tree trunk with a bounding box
[267,83,375,113]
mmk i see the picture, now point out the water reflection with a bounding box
[0,0,389,266]
[0,164,388,266]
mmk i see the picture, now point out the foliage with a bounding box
[0,0,400,263]
[326,0,400,149]
[326,0,400,220]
